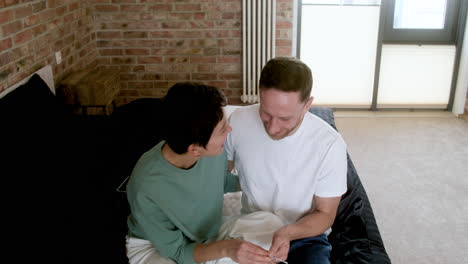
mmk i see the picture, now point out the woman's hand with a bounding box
[225,239,274,264]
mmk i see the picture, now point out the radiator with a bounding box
[242,0,276,103]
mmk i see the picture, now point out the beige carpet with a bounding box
[334,111,468,264]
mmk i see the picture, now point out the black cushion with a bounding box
[309,107,391,264]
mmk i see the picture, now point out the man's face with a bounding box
[202,114,232,156]
[259,89,312,140]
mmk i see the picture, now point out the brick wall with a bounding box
[1,0,294,105]
[92,0,294,105]
[0,0,97,93]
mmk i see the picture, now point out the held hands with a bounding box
[226,239,274,264]
[268,226,291,263]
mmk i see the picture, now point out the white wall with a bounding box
[452,15,468,115]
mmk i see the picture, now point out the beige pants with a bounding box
[126,236,176,264]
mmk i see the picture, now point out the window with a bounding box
[302,0,380,5]
[383,0,461,44]
[393,0,447,29]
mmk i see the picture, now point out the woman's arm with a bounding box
[194,239,273,264]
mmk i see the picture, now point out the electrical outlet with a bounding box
[55,51,62,65]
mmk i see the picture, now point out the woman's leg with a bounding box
[126,236,176,264]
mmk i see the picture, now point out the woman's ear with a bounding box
[187,144,202,158]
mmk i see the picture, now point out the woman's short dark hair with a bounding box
[162,82,227,154]
[259,57,313,102]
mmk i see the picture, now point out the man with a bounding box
[226,57,347,264]
[126,82,274,264]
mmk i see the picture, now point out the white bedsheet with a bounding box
[208,211,285,264]
[127,192,284,264]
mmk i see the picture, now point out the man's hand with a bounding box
[268,226,291,262]
[225,239,273,264]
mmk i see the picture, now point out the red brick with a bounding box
[99,49,122,56]
[14,29,33,45]
[120,73,137,80]
[207,81,227,89]
[32,24,47,36]
[33,1,47,13]
[121,5,146,12]
[2,20,23,36]
[168,12,192,20]
[165,73,190,80]
[171,64,194,72]
[112,57,136,64]
[14,5,32,19]
[127,81,153,89]
[24,14,40,26]
[0,52,12,67]
[222,12,235,19]
[123,31,147,38]
[276,21,292,29]
[175,4,201,11]
[0,10,13,24]
[39,9,55,21]
[197,64,212,72]
[137,56,162,64]
[133,65,145,72]
[194,12,206,20]
[0,38,12,50]
[193,73,217,80]
[112,0,136,3]
[276,39,292,46]
[276,46,292,57]
[95,5,119,12]
[228,80,243,89]
[189,21,214,29]
[190,56,216,63]
[147,4,172,12]
[138,39,167,47]
[220,73,241,80]
[150,31,175,38]
[145,64,167,72]
[204,30,229,38]
[161,21,187,29]
[55,6,67,16]
[4,0,19,8]
[124,48,149,55]
[164,56,188,63]
[97,31,122,38]
[218,56,240,63]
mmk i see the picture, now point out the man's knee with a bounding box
[287,234,331,264]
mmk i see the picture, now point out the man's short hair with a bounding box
[162,82,227,154]
[259,57,313,102]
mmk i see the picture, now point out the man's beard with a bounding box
[263,118,302,140]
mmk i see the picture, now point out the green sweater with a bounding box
[127,141,238,264]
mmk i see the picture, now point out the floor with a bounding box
[334,111,468,264]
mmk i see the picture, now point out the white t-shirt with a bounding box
[225,104,347,225]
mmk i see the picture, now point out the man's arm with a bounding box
[268,195,341,261]
[286,195,341,239]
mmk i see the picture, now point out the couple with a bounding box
[125,57,348,264]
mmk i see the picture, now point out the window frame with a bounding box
[383,0,461,44]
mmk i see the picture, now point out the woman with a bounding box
[125,82,273,264]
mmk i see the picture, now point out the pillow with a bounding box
[0,73,70,193]
[0,73,56,119]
